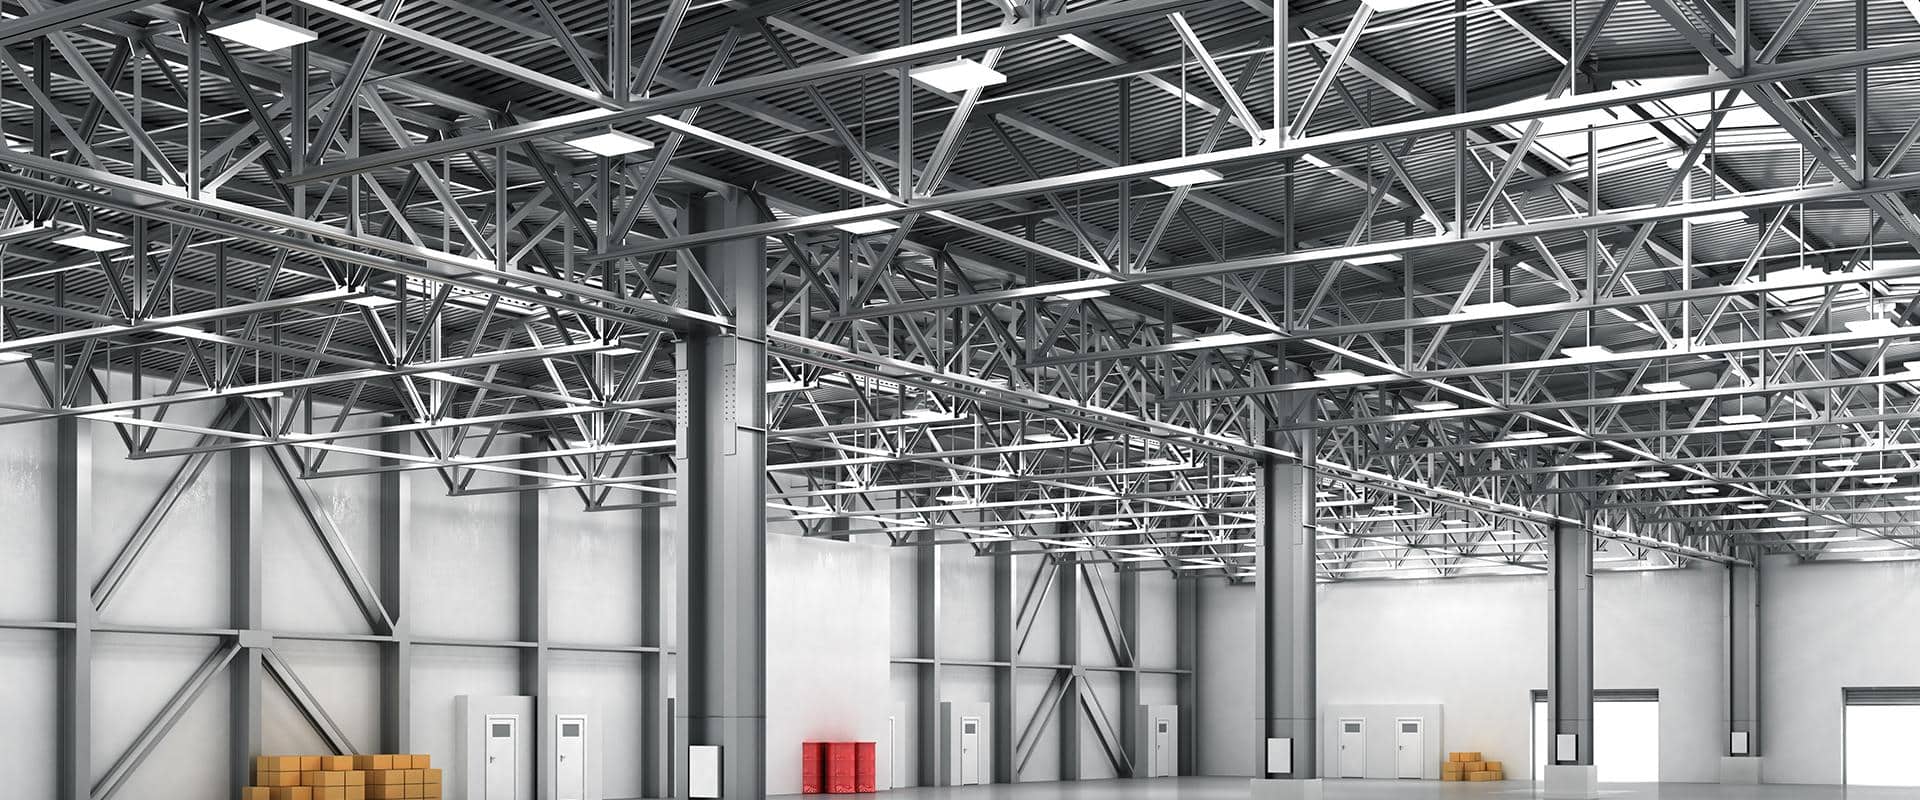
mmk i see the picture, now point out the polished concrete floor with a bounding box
[780,777,1920,798]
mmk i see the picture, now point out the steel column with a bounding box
[915,541,941,786]
[229,437,262,799]
[1256,369,1316,779]
[519,453,549,798]
[1727,558,1760,756]
[641,454,669,798]
[1548,482,1596,768]
[378,425,412,752]
[56,404,92,800]
[1058,557,1081,781]
[673,188,768,799]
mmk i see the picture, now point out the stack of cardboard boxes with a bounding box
[241,754,440,800]
[1441,751,1504,782]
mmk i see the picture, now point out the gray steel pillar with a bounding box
[229,439,263,798]
[1727,559,1760,755]
[379,425,412,752]
[1546,482,1597,798]
[641,456,669,798]
[673,188,768,799]
[56,405,92,800]
[1256,372,1316,780]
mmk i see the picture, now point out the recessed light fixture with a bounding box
[1685,486,1719,494]
[1821,458,1858,468]
[1776,437,1814,447]
[908,58,1007,93]
[1644,381,1688,393]
[208,14,318,51]
[1863,476,1899,485]
[1505,430,1550,441]
[1412,400,1459,411]
[1572,451,1614,461]
[1340,253,1402,267]
[1634,470,1670,479]
[1904,494,1920,502]
[834,218,898,236]
[1151,168,1225,187]
[1048,288,1112,302]
[53,231,128,252]
[1737,503,1768,510]
[564,130,656,157]
[1778,514,1806,522]
[1564,345,1615,359]
[1022,508,1061,517]
[1718,413,1764,424]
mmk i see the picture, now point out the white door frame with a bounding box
[1395,717,1424,779]
[1337,717,1366,778]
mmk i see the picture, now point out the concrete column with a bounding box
[673,189,768,799]
[1255,370,1318,796]
[1721,557,1762,783]
[1546,486,1597,799]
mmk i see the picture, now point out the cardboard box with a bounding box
[346,788,365,800]
[422,768,441,785]
[243,788,274,800]
[1441,772,1463,782]
[368,785,405,800]
[1484,760,1504,772]
[1450,751,1481,762]
[368,771,406,786]
[344,771,366,786]
[272,788,314,800]
[422,787,440,800]
[305,771,347,787]
[259,771,303,787]
[1469,770,1503,781]
[312,788,348,800]
[410,754,432,769]
[258,756,304,773]
[300,756,323,772]
[356,755,395,771]
[1464,761,1486,772]
[1441,762,1465,773]
[405,769,424,784]
[324,756,355,771]
[405,784,426,799]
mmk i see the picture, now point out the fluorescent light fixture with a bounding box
[1022,508,1060,517]
[1315,490,1336,499]
[1023,432,1065,443]
[834,217,898,236]
[1564,345,1615,359]
[345,295,399,308]
[1228,475,1257,484]
[53,231,127,252]
[1737,503,1769,510]
[565,130,655,157]
[1905,494,1920,501]
[1048,288,1111,302]
[1821,458,1857,468]
[901,407,957,421]
[208,14,318,51]
[1775,437,1814,447]
[1190,332,1263,346]
[1097,520,1134,529]
[1365,0,1446,11]
[1685,486,1719,494]
[242,389,285,399]
[908,58,1007,93]
[1141,457,1179,466]
[1151,168,1225,187]
[1635,470,1670,479]
[834,480,865,489]
[0,351,30,364]
[1412,400,1459,411]
[1644,381,1689,393]
[1846,318,1903,334]
[1682,210,1749,226]
[1778,515,1806,522]
[1863,476,1899,485]
[1315,368,1365,382]
[1718,413,1764,424]
[1902,361,1920,373]
[1572,451,1614,461]
[1440,519,1469,526]
[1461,300,1521,315]
[1505,430,1550,441]
[1340,253,1402,266]
[935,493,972,504]
[766,379,811,393]
[154,325,203,337]
[1372,505,1401,513]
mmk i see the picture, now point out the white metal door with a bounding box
[557,715,586,800]
[1337,718,1366,778]
[959,716,982,785]
[1153,718,1172,777]
[485,715,518,800]
[1395,718,1423,779]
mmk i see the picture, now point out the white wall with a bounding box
[765,534,891,794]
[1197,566,1724,782]
[1761,554,1920,785]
